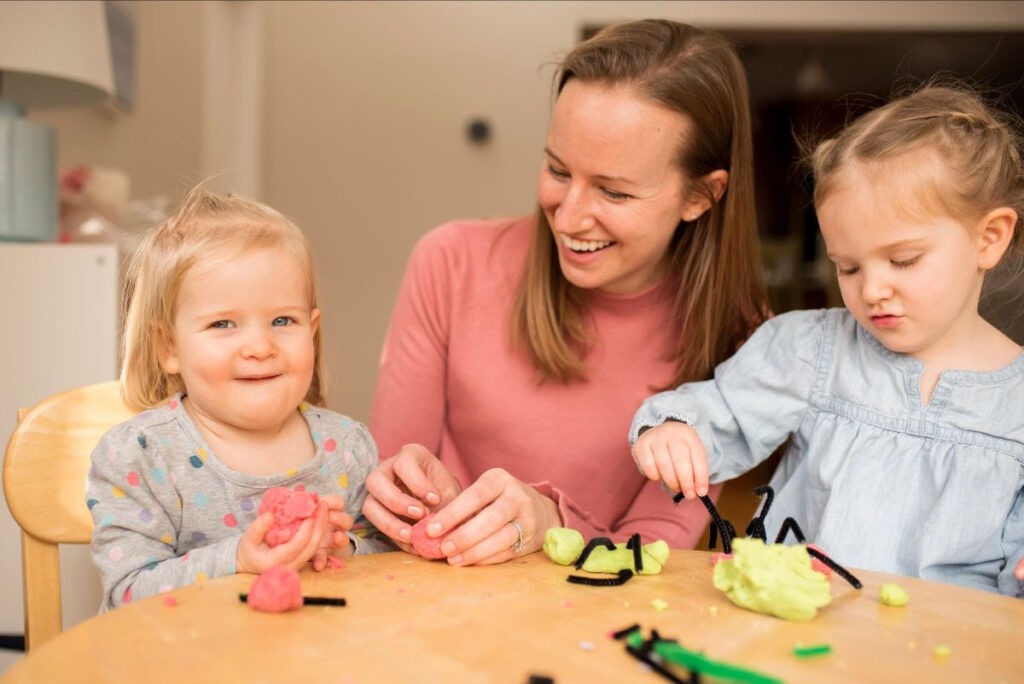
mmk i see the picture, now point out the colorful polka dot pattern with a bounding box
[87,396,377,609]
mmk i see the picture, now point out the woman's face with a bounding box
[538,80,703,295]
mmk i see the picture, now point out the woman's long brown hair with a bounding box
[512,19,767,387]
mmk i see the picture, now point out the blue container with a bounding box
[0,100,58,242]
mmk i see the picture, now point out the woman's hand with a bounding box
[236,501,330,574]
[424,468,562,566]
[362,443,463,551]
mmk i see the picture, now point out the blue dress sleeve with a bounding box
[998,483,1024,597]
[630,309,827,481]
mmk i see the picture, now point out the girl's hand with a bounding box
[632,421,710,500]
[362,443,463,551]
[1015,558,1024,581]
[311,494,355,571]
[422,468,562,566]
[236,502,329,574]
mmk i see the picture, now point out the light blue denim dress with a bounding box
[630,308,1024,597]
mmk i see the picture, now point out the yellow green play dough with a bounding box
[712,537,831,622]
[879,583,909,606]
[542,527,669,575]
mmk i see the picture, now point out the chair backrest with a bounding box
[3,381,135,651]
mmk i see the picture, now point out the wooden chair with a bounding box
[2,381,135,651]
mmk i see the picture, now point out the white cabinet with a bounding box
[0,242,119,670]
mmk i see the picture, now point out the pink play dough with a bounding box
[258,485,319,547]
[246,566,302,612]
[411,514,446,559]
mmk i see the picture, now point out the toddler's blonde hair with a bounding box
[120,185,325,411]
[811,84,1024,271]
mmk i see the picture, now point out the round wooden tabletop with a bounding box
[3,549,1021,683]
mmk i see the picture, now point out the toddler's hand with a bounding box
[1015,557,1024,581]
[236,502,329,574]
[632,421,709,500]
[311,494,355,571]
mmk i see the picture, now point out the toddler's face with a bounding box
[816,163,987,366]
[159,246,319,434]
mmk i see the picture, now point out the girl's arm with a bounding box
[631,310,826,482]
[86,427,239,610]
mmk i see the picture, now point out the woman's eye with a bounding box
[547,165,569,179]
[601,187,631,201]
[835,265,858,276]
[891,256,920,269]
[272,316,295,326]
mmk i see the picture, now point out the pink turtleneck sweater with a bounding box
[369,216,719,548]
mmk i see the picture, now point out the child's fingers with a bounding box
[311,548,328,572]
[332,529,351,549]
[653,443,683,494]
[1015,559,1024,580]
[246,511,276,543]
[267,515,319,568]
[684,431,710,497]
[328,510,354,531]
[319,493,347,512]
[631,437,662,482]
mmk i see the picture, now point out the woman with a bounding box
[364,19,767,565]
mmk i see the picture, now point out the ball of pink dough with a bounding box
[411,514,446,559]
[247,566,302,612]
[258,485,320,547]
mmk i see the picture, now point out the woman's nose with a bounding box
[552,184,593,233]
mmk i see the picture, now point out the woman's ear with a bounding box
[977,207,1017,270]
[681,169,729,221]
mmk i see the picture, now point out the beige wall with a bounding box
[27,0,1024,423]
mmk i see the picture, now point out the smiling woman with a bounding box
[363,19,768,566]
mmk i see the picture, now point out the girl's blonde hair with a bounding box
[511,19,767,387]
[120,186,325,411]
[810,84,1024,271]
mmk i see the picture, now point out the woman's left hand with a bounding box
[424,468,562,565]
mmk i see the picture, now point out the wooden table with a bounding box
[3,550,1022,683]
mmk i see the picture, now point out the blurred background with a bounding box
[2,1,1023,671]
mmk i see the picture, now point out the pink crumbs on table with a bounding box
[247,566,303,612]
[258,485,319,547]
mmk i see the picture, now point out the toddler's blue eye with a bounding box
[210,320,232,329]
[272,316,295,326]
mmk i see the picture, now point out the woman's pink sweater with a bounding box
[369,216,718,547]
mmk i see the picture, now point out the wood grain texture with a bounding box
[3,550,1021,683]
[3,381,135,650]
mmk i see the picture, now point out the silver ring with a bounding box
[509,519,524,553]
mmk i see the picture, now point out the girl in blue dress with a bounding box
[630,84,1024,596]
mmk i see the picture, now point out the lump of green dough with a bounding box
[712,537,831,622]
[581,539,669,575]
[879,583,909,607]
[542,527,670,575]
[543,527,585,565]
